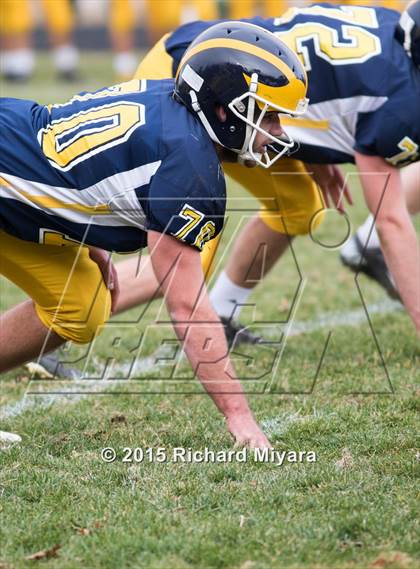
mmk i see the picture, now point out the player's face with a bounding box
[251,111,285,154]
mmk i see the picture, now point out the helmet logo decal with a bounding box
[182,64,204,92]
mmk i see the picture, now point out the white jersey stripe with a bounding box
[284,95,388,156]
[0,160,161,229]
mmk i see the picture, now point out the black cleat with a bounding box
[340,235,400,300]
[25,351,81,380]
[57,69,81,82]
[220,317,264,348]
[3,72,31,83]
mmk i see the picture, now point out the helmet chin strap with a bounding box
[189,74,268,165]
[237,151,262,166]
[189,88,257,159]
[189,90,224,146]
[399,10,415,54]
[238,73,258,160]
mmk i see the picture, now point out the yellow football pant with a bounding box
[135,36,324,273]
[227,1,290,19]
[225,0,404,17]
[0,0,74,36]
[0,231,111,344]
[145,1,218,37]
[0,0,152,38]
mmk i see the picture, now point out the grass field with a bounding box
[0,53,419,569]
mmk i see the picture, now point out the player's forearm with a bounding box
[147,231,267,446]
[355,153,420,336]
[376,217,420,335]
[170,304,254,418]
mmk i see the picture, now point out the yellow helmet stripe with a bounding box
[177,37,299,83]
[243,73,307,113]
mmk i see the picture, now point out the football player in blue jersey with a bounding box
[340,1,420,300]
[110,1,419,342]
[31,2,420,384]
[0,22,311,448]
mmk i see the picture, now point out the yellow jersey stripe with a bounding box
[281,117,330,130]
[17,190,112,215]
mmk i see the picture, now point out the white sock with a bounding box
[113,51,136,78]
[53,45,79,73]
[209,271,253,320]
[1,48,34,77]
[356,214,381,249]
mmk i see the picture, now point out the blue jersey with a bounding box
[0,79,225,252]
[166,4,420,166]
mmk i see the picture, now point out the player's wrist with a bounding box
[224,406,255,422]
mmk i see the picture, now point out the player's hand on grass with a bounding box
[88,247,120,313]
[227,413,272,449]
[306,163,353,213]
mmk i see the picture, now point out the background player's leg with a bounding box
[209,217,291,320]
[0,301,64,373]
[114,255,161,314]
[113,232,222,314]
[0,0,34,81]
[109,0,137,81]
[340,162,419,299]
[209,159,322,322]
[402,162,420,215]
[41,0,79,80]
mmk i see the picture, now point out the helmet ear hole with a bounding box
[214,104,227,123]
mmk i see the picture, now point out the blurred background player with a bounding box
[0,0,408,83]
[0,0,406,81]
[0,0,79,81]
[0,0,137,82]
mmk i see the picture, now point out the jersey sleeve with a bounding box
[355,97,420,167]
[145,144,226,251]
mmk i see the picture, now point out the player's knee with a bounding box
[35,286,111,345]
[308,208,326,235]
[68,301,110,344]
[258,210,315,235]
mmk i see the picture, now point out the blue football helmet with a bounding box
[174,21,308,168]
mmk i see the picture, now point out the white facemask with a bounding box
[228,72,308,169]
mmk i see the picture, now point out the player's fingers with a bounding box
[249,435,273,450]
[343,185,354,205]
[90,247,113,290]
[333,165,346,186]
[233,437,247,449]
[328,185,342,213]
[333,167,352,206]
[333,184,348,214]
[321,187,331,209]
[109,263,120,313]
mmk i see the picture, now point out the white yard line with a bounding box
[0,381,110,420]
[261,409,339,437]
[285,298,401,337]
[0,299,402,421]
